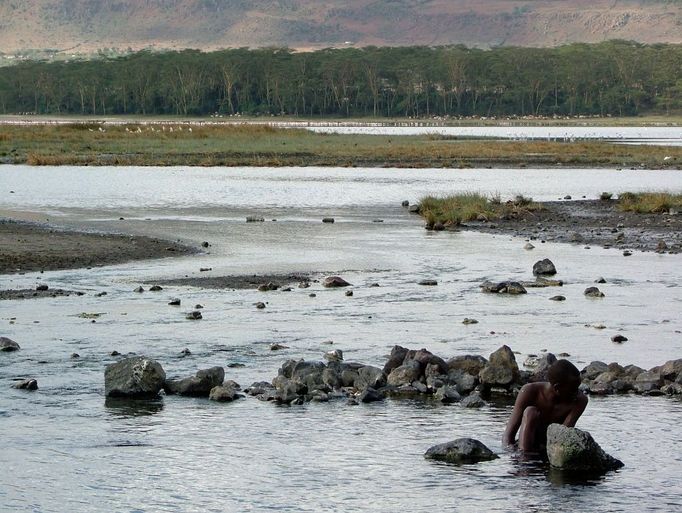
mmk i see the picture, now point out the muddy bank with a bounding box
[0,219,196,274]
[159,273,312,290]
[457,199,682,254]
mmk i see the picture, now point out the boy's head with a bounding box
[548,359,581,400]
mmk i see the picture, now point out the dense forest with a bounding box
[0,41,681,118]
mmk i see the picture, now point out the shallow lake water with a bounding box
[1,165,682,512]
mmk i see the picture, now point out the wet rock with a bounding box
[634,371,663,394]
[447,355,488,376]
[165,366,225,397]
[322,217,335,223]
[323,276,351,288]
[110,350,121,356]
[298,281,310,289]
[179,348,192,357]
[533,258,557,276]
[611,335,628,343]
[546,424,623,472]
[186,311,202,320]
[656,359,682,381]
[358,387,385,403]
[255,302,266,309]
[270,343,288,351]
[521,278,564,288]
[424,438,498,464]
[408,204,420,213]
[549,295,566,301]
[12,378,38,390]
[149,285,163,292]
[528,353,557,382]
[194,304,203,309]
[201,241,210,248]
[258,282,279,291]
[434,386,461,404]
[133,286,144,293]
[595,277,607,284]
[355,366,386,390]
[209,384,243,402]
[401,200,410,207]
[345,290,353,297]
[383,345,410,375]
[36,284,49,291]
[656,240,668,252]
[105,356,166,398]
[168,298,181,306]
[479,345,520,390]
[0,337,20,352]
[623,250,632,257]
[447,370,478,395]
[462,318,479,325]
[460,393,486,408]
[581,361,609,381]
[418,279,438,286]
[405,349,448,374]
[584,287,605,298]
[246,216,265,222]
[387,360,422,386]
[480,281,527,294]
[524,243,535,250]
[433,222,445,231]
[71,353,80,359]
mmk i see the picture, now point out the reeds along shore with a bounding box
[1,123,681,168]
[416,192,682,227]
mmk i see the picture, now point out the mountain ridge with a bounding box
[1,0,681,53]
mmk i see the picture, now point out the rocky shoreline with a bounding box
[456,199,682,254]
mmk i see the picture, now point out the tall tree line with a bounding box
[0,41,680,117]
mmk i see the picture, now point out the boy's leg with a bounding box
[518,406,541,452]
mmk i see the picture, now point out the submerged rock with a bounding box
[0,337,20,352]
[424,438,498,464]
[105,356,166,398]
[209,383,243,402]
[546,424,623,472]
[165,366,225,397]
[323,276,351,288]
[584,287,605,298]
[12,378,38,390]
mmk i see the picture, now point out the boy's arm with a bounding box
[563,393,588,427]
[503,385,533,446]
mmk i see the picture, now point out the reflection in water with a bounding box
[546,467,608,487]
[104,397,164,417]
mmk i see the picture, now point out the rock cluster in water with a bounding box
[103,356,243,402]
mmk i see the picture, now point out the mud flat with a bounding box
[0,219,195,274]
[459,199,682,254]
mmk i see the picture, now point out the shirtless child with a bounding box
[503,359,588,453]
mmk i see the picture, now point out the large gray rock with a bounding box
[528,353,557,382]
[164,366,225,397]
[0,337,20,352]
[533,258,557,276]
[546,424,623,472]
[355,365,386,390]
[105,356,166,398]
[383,345,410,374]
[447,355,488,376]
[581,361,609,381]
[209,383,243,402]
[322,276,351,288]
[633,371,663,394]
[387,360,422,386]
[12,378,38,390]
[657,359,682,381]
[404,349,448,374]
[479,345,520,389]
[424,438,498,464]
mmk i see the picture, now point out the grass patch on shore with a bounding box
[418,193,543,226]
[617,192,682,213]
[1,123,682,168]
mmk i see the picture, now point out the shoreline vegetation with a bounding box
[418,192,682,227]
[1,123,681,169]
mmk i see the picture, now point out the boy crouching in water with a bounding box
[503,359,588,453]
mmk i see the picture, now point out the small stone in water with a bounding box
[462,318,478,325]
[134,286,144,293]
[149,285,163,292]
[168,298,181,306]
[611,335,628,343]
[194,304,203,309]
[255,302,266,309]
[186,311,202,320]
[270,343,288,351]
[345,290,353,297]
[36,284,48,291]
[549,295,566,301]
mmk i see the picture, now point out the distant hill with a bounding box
[1,0,681,53]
